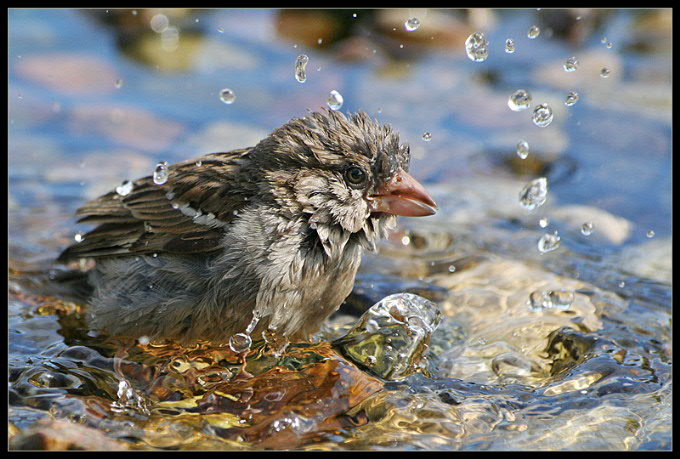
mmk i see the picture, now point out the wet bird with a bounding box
[57,109,437,344]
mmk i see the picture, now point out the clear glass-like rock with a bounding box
[333,293,441,380]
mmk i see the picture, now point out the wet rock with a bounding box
[9,418,129,450]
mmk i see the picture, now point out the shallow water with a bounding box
[8,8,672,451]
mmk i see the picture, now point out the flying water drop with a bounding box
[327,90,344,110]
[527,25,540,39]
[563,56,579,72]
[538,231,561,253]
[565,92,579,106]
[153,161,169,185]
[294,54,309,83]
[532,103,554,127]
[505,39,516,53]
[219,88,236,104]
[404,17,420,32]
[581,222,594,235]
[508,90,532,111]
[516,140,529,159]
[465,32,489,62]
[519,177,548,210]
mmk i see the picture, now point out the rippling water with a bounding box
[9,8,671,450]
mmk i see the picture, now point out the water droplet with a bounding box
[565,92,579,106]
[600,68,611,78]
[401,235,411,246]
[618,280,626,288]
[563,56,579,72]
[516,140,529,159]
[294,54,309,83]
[527,25,540,39]
[529,289,574,311]
[217,27,224,34]
[465,32,489,62]
[646,230,655,238]
[539,217,549,228]
[352,13,357,18]
[365,355,377,367]
[422,132,432,142]
[601,36,608,44]
[327,90,344,111]
[228,333,252,353]
[317,38,323,45]
[538,231,561,253]
[153,161,169,185]
[519,177,548,210]
[116,180,133,196]
[195,160,202,167]
[115,78,123,89]
[508,89,532,111]
[74,232,85,242]
[581,222,594,235]
[505,39,516,53]
[448,265,456,273]
[150,13,169,33]
[404,17,420,32]
[138,336,151,345]
[532,103,554,127]
[219,88,236,104]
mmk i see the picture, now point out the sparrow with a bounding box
[56,109,437,344]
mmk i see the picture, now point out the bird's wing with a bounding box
[57,149,254,263]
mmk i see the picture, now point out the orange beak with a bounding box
[368,169,437,217]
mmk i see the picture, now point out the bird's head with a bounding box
[249,109,437,254]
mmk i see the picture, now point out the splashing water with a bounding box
[505,39,516,53]
[565,92,580,106]
[581,222,594,235]
[153,161,169,185]
[532,103,554,127]
[519,177,548,210]
[404,17,420,32]
[465,32,489,62]
[529,289,575,311]
[516,140,529,159]
[564,56,579,72]
[537,231,561,253]
[527,25,540,39]
[294,54,309,83]
[327,90,344,110]
[508,90,532,111]
[219,88,236,104]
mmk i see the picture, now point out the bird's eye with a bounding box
[344,166,367,187]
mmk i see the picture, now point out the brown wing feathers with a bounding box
[57,150,251,263]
